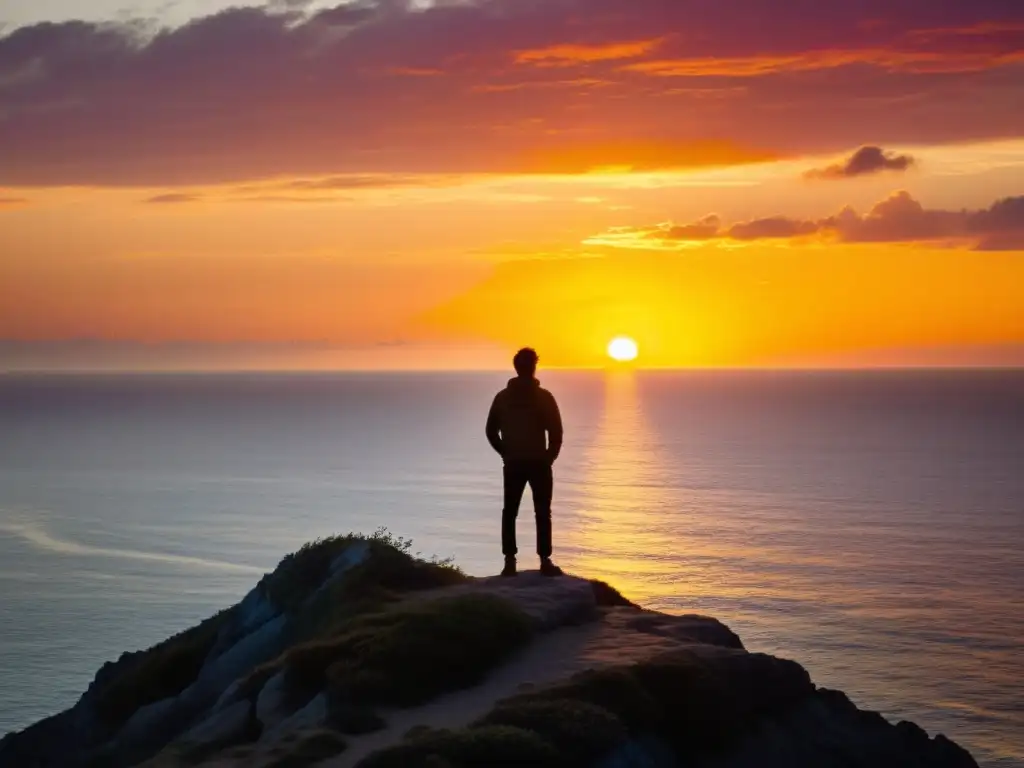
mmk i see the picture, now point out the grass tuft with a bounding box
[265,527,465,620]
[283,593,534,708]
[477,698,626,765]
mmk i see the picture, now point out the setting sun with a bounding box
[608,336,640,363]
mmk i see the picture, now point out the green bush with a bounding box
[477,698,626,765]
[498,666,663,733]
[281,593,534,708]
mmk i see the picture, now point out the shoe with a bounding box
[501,557,518,577]
[540,558,563,577]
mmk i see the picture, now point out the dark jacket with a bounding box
[486,377,563,464]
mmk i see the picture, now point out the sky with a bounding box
[1,0,1023,370]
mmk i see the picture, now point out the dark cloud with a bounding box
[728,216,820,240]
[143,193,201,203]
[806,146,917,179]
[0,1,1022,186]
[659,215,722,240]
[626,191,1024,250]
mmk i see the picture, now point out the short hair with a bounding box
[513,347,539,376]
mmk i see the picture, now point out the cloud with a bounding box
[515,39,663,66]
[805,146,916,179]
[590,191,1024,250]
[623,46,1024,77]
[248,174,439,191]
[0,0,1022,186]
[0,196,28,206]
[659,215,722,241]
[728,216,821,240]
[143,193,201,204]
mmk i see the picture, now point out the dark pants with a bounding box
[502,460,553,558]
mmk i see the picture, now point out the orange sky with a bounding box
[1,1,1023,370]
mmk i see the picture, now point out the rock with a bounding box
[299,539,372,609]
[590,580,640,608]
[2,537,985,768]
[327,703,387,736]
[211,678,247,712]
[255,671,291,731]
[619,611,744,650]
[110,695,182,757]
[330,539,371,576]
[260,693,328,745]
[177,700,255,758]
[596,736,677,768]
[206,588,275,664]
[0,712,74,768]
[195,614,288,700]
[463,572,601,630]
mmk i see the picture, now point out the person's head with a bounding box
[513,347,539,378]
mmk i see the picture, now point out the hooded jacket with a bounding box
[486,377,563,464]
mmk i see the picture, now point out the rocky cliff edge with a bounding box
[0,530,979,768]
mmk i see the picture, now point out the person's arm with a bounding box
[544,392,563,464]
[485,395,504,457]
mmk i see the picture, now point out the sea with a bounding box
[0,371,1021,765]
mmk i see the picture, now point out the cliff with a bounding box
[0,530,979,768]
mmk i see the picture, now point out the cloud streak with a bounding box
[0,0,1021,186]
[805,146,916,179]
[589,191,1024,250]
[143,193,202,204]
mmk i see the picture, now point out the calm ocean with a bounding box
[0,371,1021,765]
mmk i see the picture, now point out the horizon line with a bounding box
[2,364,1023,376]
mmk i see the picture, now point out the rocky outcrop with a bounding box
[0,531,980,768]
[0,531,450,767]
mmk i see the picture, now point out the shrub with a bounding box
[589,579,639,608]
[476,698,627,766]
[494,666,662,733]
[282,593,534,708]
[263,535,362,613]
[267,527,467,628]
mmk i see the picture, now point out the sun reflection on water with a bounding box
[563,372,683,602]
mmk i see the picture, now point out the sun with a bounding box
[607,336,639,363]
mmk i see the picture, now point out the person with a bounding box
[485,347,564,577]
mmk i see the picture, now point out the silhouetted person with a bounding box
[486,347,564,577]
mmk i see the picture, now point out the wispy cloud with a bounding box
[143,193,202,204]
[516,38,664,66]
[587,191,1024,251]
